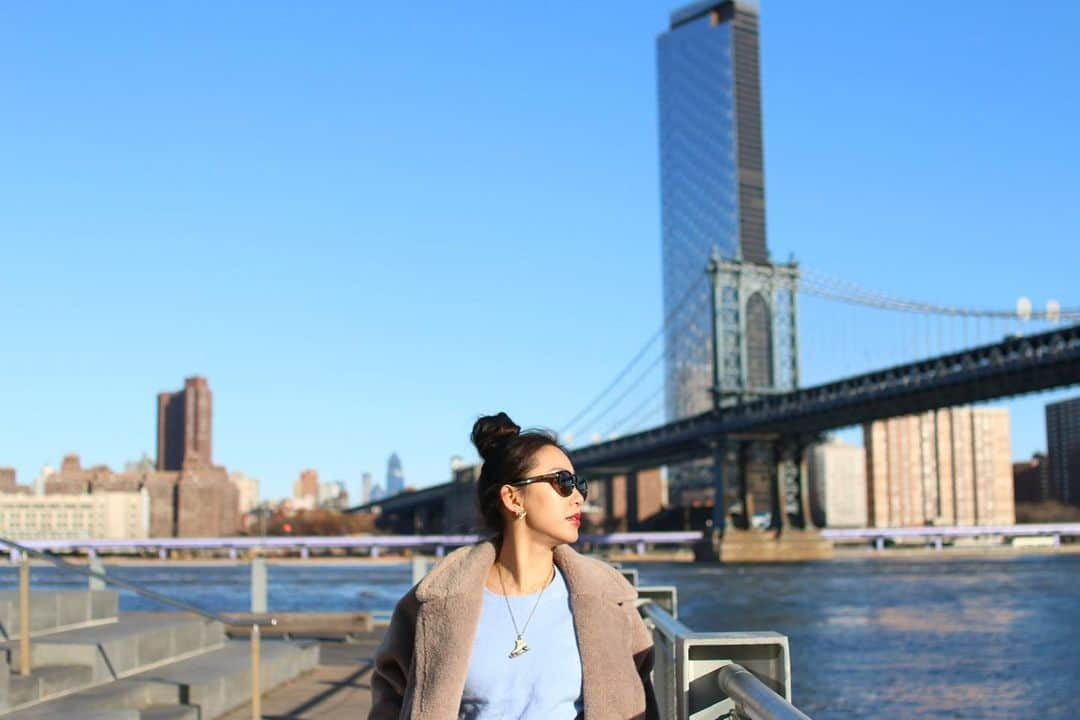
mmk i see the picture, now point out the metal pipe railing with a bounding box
[1,536,275,720]
[638,600,812,720]
[718,664,812,720]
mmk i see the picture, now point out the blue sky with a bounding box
[2,1,1078,502]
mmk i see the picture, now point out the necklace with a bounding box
[496,562,555,659]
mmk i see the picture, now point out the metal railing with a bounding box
[636,586,812,720]
[718,664,813,720]
[0,536,276,720]
[5,530,705,560]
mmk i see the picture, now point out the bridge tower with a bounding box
[706,251,809,529]
[699,251,832,561]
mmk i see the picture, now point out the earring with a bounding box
[516,508,527,520]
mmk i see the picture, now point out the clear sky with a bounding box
[2,1,1078,502]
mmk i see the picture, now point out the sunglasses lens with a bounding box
[556,471,587,500]
[557,471,575,496]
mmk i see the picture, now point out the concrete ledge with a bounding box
[225,612,373,639]
[695,529,835,562]
[0,592,118,639]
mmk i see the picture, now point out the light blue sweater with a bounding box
[459,567,584,719]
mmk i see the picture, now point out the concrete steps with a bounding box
[0,591,118,639]
[17,612,226,681]
[0,587,319,720]
[0,611,225,710]
[8,665,93,706]
[4,639,320,719]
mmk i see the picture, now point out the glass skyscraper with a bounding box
[657,0,769,422]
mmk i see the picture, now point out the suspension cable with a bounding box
[558,273,707,435]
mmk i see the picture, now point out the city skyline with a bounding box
[2,1,1078,500]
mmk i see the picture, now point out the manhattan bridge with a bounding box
[558,255,1080,554]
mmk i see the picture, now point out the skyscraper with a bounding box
[1046,395,1080,505]
[386,453,405,496]
[361,472,373,504]
[156,376,213,471]
[658,0,770,421]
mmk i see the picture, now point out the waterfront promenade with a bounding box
[219,639,381,720]
[3,550,1077,718]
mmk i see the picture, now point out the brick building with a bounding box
[40,454,238,538]
[35,376,239,538]
[1046,396,1080,505]
[1013,454,1051,504]
[0,468,16,493]
[864,406,1014,528]
[157,376,213,471]
[293,469,319,510]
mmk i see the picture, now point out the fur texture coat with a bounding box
[369,540,658,720]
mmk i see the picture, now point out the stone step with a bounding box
[10,612,225,682]
[3,664,95,710]
[0,591,118,639]
[2,675,158,718]
[139,705,200,720]
[3,638,320,720]
[131,639,321,719]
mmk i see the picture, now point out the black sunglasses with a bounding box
[509,470,588,500]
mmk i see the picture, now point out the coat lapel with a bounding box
[555,544,639,720]
[410,542,494,719]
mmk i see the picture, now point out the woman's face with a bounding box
[517,444,584,546]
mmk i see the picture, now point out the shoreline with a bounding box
[6,542,1077,567]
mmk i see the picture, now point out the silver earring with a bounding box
[516,509,527,520]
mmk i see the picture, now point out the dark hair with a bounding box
[471,412,570,535]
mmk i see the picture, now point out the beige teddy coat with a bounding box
[368,540,658,720]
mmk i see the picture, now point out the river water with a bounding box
[5,552,1077,719]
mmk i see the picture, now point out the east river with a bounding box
[5,552,1078,719]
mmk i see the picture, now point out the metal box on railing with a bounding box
[641,603,793,720]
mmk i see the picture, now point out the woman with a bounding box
[369,412,658,720]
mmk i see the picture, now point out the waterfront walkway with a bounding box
[220,634,384,719]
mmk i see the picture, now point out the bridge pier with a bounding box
[696,435,833,562]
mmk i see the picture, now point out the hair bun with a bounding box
[471,412,521,460]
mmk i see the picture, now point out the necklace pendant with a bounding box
[509,635,529,659]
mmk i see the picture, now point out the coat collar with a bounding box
[413,539,636,604]
[408,539,640,720]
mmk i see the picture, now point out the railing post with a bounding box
[20,555,31,677]
[411,555,428,586]
[251,558,267,614]
[251,623,261,720]
[89,554,107,591]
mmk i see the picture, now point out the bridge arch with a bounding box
[745,291,773,390]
